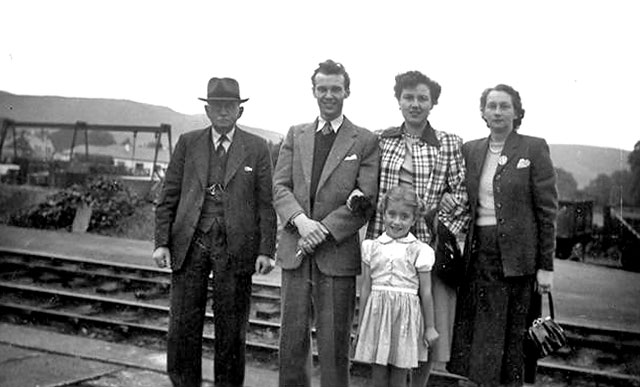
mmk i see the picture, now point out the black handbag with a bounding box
[525,293,568,359]
[425,209,464,287]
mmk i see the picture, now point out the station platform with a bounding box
[0,322,276,387]
[1,224,640,386]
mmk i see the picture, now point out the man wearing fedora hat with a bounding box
[153,77,277,387]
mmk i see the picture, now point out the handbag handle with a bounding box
[541,292,555,319]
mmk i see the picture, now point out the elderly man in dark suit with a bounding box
[153,77,277,387]
[273,59,380,387]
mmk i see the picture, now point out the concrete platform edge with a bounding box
[45,369,122,387]
[0,322,279,386]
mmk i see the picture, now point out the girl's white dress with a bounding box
[354,232,435,368]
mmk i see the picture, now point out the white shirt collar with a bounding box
[317,115,344,133]
[377,232,417,244]
[211,126,236,146]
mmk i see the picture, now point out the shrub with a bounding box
[8,176,139,232]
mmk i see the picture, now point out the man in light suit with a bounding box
[153,77,277,387]
[273,59,380,387]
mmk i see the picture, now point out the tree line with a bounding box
[557,140,640,207]
[5,130,640,208]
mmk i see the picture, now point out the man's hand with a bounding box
[255,255,275,275]
[293,214,329,248]
[296,233,325,256]
[152,247,170,268]
[536,269,553,295]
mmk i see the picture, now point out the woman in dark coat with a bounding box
[447,84,558,386]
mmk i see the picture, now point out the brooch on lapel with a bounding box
[498,155,508,166]
[517,158,531,169]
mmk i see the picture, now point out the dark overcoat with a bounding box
[462,131,557,276]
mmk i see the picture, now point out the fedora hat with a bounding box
[198,77,249,103]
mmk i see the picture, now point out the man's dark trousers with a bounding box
[167,225,252,387]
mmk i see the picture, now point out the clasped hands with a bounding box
[294,214,330,256]
[294,189,366,257]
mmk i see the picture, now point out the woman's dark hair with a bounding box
[394,71,441,105]
[311,59,350,93]
[480,84,526,130]
[378,185,428,218]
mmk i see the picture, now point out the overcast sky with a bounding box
[1,0,638,150]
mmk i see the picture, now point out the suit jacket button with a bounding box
[497,203,502,209]
[499,218,505,224]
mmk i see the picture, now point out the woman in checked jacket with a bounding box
[365,70,470,387]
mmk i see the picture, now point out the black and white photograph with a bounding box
[1,1,639,386]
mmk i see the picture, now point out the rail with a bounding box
[1,249,639,386]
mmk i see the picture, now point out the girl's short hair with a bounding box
[378,186,428,218]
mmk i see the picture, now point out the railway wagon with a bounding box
[555,200,640,272]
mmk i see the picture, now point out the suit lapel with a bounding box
[224,128,248,186]
[299,122,316,187]
[192,128,211,188]
[495,131,521,176]
[316,118,356,192]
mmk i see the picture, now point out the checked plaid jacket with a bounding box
[366,123,470,243]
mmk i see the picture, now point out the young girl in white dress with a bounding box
[354,186,439,387]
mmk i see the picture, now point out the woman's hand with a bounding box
[440,192,457,213]
[424,326,439,347]
[536,269,553,295]
[346,188,364,211]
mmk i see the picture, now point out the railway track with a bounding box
[1,249,639,387]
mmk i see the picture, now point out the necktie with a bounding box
[321,122,333,135]
[216,135,228,156]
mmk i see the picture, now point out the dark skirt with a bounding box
[448,226,535,387]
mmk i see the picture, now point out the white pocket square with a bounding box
[244,166,253,172]
[516,158,530,169]
[344,154,358,161]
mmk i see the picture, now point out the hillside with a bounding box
[0,91,283,146]
[1,91,630,187]
[549,144,630,188]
